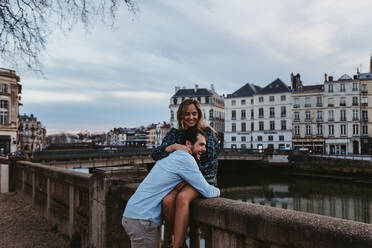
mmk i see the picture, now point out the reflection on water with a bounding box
[218,162,372,224]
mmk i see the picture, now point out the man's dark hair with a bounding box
[181,127,207,145]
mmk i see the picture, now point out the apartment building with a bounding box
[0,68,22,154]
[291,73,325,153]
[224,83,261,149]
[169,84,225,134]
[359,56,372,154]
[225,79,292,150]
[19,113,46,153]
[323,73,361,155]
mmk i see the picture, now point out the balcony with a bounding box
[305,118,312,122]
[339,103,346,106]
[328,104,334,107]
[352,118,359,121]
[361,89,368,94]
[340,118,346,122]
[281,114,286,117]
[362,118,369,122]
[352,102,359,106]
[328,118,334,122]
[294,119,300,122]
[361,103,368,107]
[293,104,300,108]
[259,115,264,118]
[305,104,311,107]
[316,118,323,122]
[270,115,275,118]
[316,103,323,107]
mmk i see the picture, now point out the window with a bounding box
[205,97,210,104]
[257,136,262,141]
[241,144,247,149]
[317,125,323,136]
[241,99,246,105]
[241,110,246,120]
[1,84,7,93]
[170,110,174,120]
[251,99,254,104]
[232,136,236,141]
[353,124,359,135]
[279,135,284,141]
[328,110,334,121]
[305,97,311,107]
[352,97,358,105]
[340,84,345,92]
[281,106,286,117]
[329,125,334,136]
[353,109,359,121]
[268,136,273,141]
[317,111,323,121]
[0,100,8,109]
[341,125,346,136]
[328,84,333,93]
[241,136,246,142]
[259,97,264,103]
[316,96,322,106]
[328,98,334,106]
[306,125,311,136]
[305,111,311,121]
[340,97,346,106]
[294,112,300,122]
[362,111,368,121]
[241,122,246,132]
[340,110,346,121]
[269,96,275,102]
[294,126,300,136]
[270,107,275,118]
[259,121,264,131]
[353,82,358,91]
[232,100,236,106]
[251,109,254,119]
[363,126,368,135]
[259,108,264,118]
[251,122,254,131]
[362,84,367,93]
[232,123,236,132]
[294,98,300,108]
[0,111,8,125]
[209,109,213,120]
[362,97,368,106]
[281,95,286,101]
[281,120,286,130]
[173,98,177,104]
[270,121,275,130]
[232,110,236,120]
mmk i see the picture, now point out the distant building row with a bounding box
[168,56,372,155]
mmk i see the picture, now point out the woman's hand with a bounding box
[165,144,191,154]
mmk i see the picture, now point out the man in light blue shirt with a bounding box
[122,128,220,248]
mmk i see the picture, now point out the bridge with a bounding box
[1,157,371,248]
[29,148,288,169]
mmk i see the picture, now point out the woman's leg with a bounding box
[173,185,200,248]
[162,188,179,231]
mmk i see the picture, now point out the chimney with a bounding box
[324,73,328,82]
[175,86,180,93]
[353,75,358,80]
[210,84,215,93]
[329,76,333,82]
[194,84,199,93]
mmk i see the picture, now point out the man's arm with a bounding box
[178,155,220,198]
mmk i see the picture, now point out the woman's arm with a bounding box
[151,128,178,161]
[202,128,221,163]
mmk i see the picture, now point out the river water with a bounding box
[218,162,372,224]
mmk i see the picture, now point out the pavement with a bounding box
[0,192,69,248]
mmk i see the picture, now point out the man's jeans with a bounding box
[122,216,161,248]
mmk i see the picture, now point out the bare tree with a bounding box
[0,0,136,72]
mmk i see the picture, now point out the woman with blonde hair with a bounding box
[152,98,220,247]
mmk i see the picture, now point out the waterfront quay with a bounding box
[1,150,372,247]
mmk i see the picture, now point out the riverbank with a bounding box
[0,192,69,248]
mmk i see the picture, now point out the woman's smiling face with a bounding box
[183,104,199,129]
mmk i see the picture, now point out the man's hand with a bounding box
[175,181,187,191]
[165,144,191,154]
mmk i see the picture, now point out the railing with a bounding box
[312,154,372,161]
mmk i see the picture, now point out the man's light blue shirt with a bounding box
[123,150,220,224]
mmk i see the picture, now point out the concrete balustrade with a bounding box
[7,160,372,248]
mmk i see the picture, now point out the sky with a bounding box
[3,0,372,134]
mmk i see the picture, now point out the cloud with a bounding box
[22,90,92,104]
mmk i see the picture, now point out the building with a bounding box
[146,122,171,148]
[323,73,361,155]
[0,68,22,154]
[359,55,372,154]
[225,79,292,150]
[291,73,325,153]
[252,79,292,150]
[169,84,225,134]
[19,113,46,153]
[224,83,261,149]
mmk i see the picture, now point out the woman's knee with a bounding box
[176,189,197,206]
[162,192,177,209]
